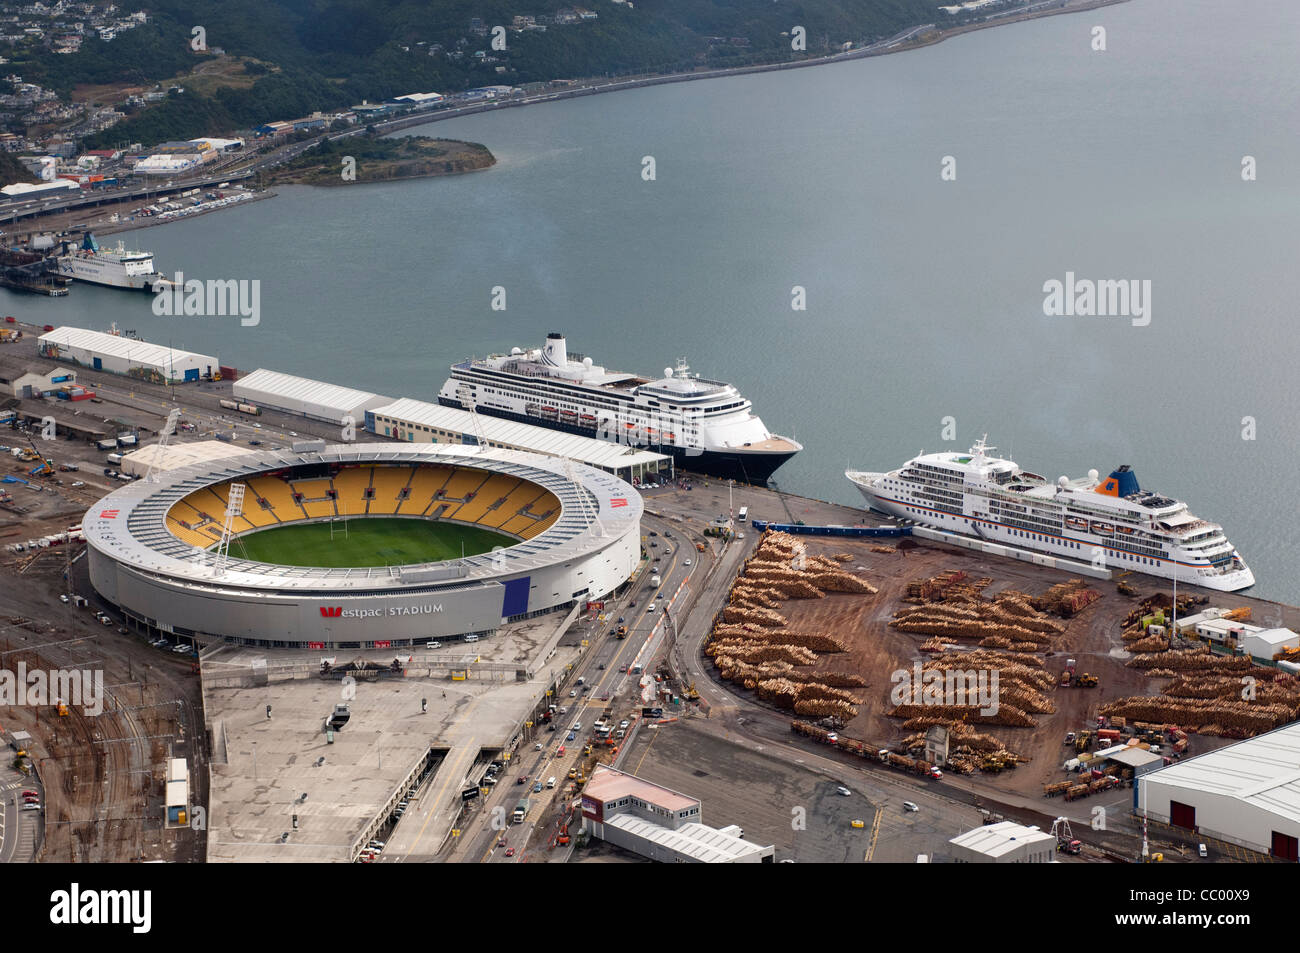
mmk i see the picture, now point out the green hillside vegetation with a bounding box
[64,0,936,146]
[0,152,39,187]
[264,135,495,185]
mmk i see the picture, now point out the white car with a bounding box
[59,594,69,603]
[646,603,657,612]
[836,785,852,797]
[902,801,919,813]
[684,559,692,566]
[426,641,441,649]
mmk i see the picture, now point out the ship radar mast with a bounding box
[970,434,995,459]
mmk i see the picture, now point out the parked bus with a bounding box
[737,506,748,524]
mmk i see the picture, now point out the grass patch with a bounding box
[229,517,511,568]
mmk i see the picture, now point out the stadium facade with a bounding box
[84,443,642,649]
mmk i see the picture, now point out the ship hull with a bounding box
[56,258,161,291]
[846,473,1255,593]
[440,399,796,483]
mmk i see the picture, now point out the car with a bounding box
[569,689,577,697]
[21,790,37,798]
[647,603,657,612]
[58,593,69,603]
[836,785,852,797]
[289,431,298,437]
[902,801,919,813]
[649,541,657,548]
[556,746,565,757]
[368,840,385,850]
[24,795,39,804]
[648,531,657,536]
[71,481,84,488]
[172,643,190,653]
[517,775,528,784]
[1198,843,1208,858]
[532,781,542,793]
[534,742,542,750]
[505,847,516,857]
[497,837,508,848]
[598,663,606,670]
[619,720,629,730]
[426,641,441,649]
[248,439,262,446]
[618,665,628,673]
[616,617,624,624]
[22,803,40,811]
[481,775,496,786]
[571,722,582,731]
[567,730,576,741]
[556,706,567,715]
[684,559,692,566]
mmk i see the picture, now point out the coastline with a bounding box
[38,0,1130,240]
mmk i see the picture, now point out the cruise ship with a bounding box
[846,438,1254,592]
[55,233,171,291]
[437,333,801,482]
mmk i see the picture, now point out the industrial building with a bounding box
[1137,722,1300,860]
[0,364,76,398]
[38,327,219,384]
[368,397,671,483]
[581,765,775,863]
[233,368,393,426]
[121,439,255,478]
[949,821,1057,863]
[1242,627,1300,661]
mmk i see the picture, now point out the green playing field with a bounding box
[227,517,512,568]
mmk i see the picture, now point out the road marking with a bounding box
[864,808,882,862]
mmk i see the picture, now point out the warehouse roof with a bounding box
[121,439,255,477]
[949,821,1055,858]
[234,368,391,419]
[584,765,697,812]
[39,327,218,369]
[1105,747,1164,769]
[372,397,668,471]
[1243,627,1299,648]
[1142,723,1300,826]
[603,814,769,863]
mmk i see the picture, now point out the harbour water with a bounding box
[10,0,1299,602]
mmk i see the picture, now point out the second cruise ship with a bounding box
[846,437,1254,591]
[437,333,801,482]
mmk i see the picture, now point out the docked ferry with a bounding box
[846,437,1254,591]
[437,333,801,482]
[55,233,171,291]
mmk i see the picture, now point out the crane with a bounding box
[25,435,54,477]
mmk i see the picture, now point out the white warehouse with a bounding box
[232,368,393,425]
[1137,723,1300,861]
[949,821,1057,863]
[38,326,219,384]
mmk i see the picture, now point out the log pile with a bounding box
[1099,696,1300,737]
[893,704,1037,729]
[1032,579,1103,617]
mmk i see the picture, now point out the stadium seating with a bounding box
[169,464,562,548]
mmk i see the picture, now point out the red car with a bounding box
[516,775,528,785]
[21,790,38,798]
[505,847,516,857]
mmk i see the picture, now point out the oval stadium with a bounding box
[83,443,643,648]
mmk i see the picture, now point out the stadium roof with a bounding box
[82,443,642,593]
[371,398,669,472]
[121,439,255,477]
[1142,722,1300,826]
[234,368,392,423]
[39,327,218,370]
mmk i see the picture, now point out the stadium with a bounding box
[84,443,643,649]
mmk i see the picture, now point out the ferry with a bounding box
[437,333,801,482]
[846,437,1254,591]
[55,233,171,292]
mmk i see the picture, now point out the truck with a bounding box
[116,433,138,448]
[325,703,351,731]
[650,574,661,587]
[615,624,628,639]
[512,798,530,824]
[96,439,117,451]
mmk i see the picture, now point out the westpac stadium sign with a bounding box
[320,604,444,619]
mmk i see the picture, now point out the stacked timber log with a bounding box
[1032,579,1103,617]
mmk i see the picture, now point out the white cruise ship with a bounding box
[846,438,1254,592]
[437,333,801,482]
[55,233,171,291]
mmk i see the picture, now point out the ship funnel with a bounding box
[542,333,567,367]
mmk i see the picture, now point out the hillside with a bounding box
[50,0,938,146]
